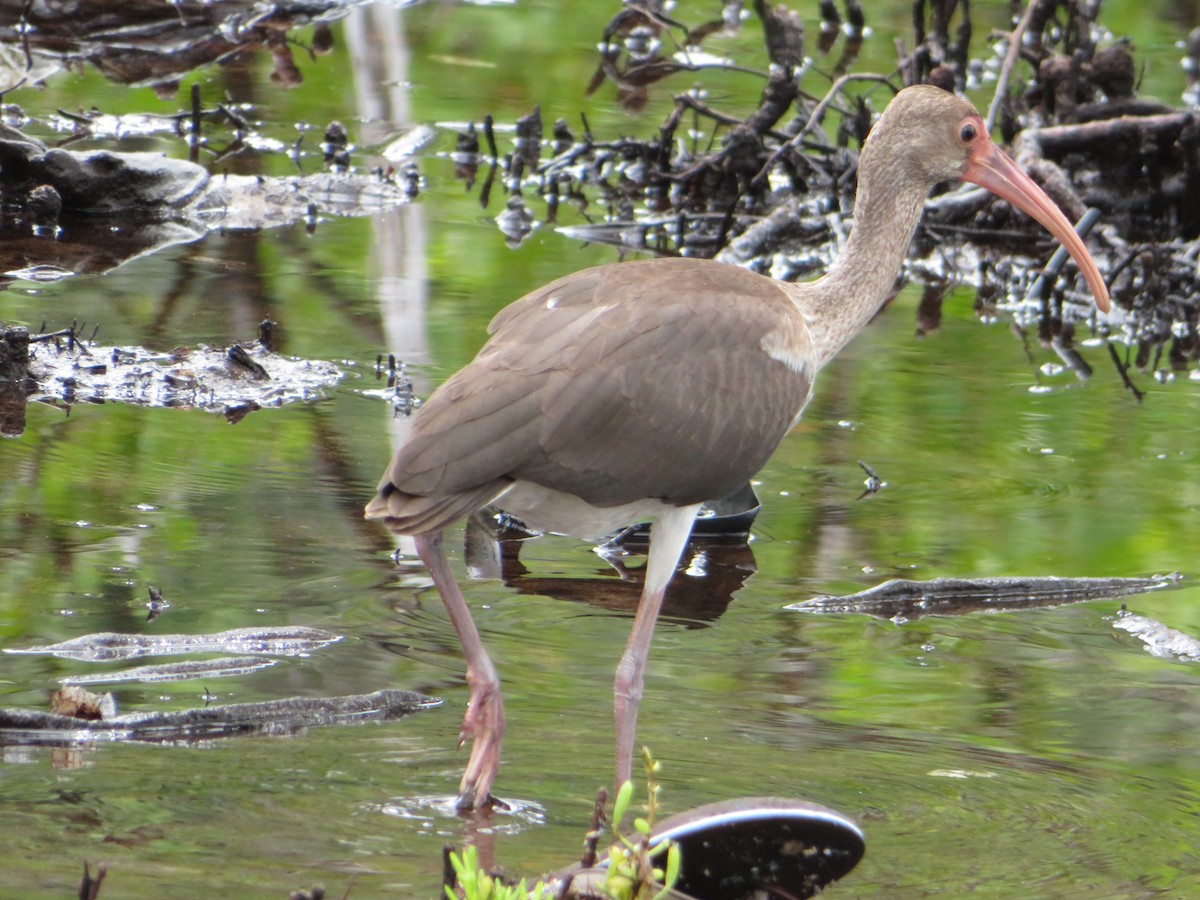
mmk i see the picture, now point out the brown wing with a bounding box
[369,257,814,532]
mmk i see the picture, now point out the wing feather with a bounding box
[371,257,815,530]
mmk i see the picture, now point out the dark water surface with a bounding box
[2,2,1200,896]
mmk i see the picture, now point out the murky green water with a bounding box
[2,2,1200,897]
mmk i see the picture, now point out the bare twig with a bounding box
[751,72,898,189]
[985,0,1039,133]
[79,862,107,900]
[1107,342,1145,402]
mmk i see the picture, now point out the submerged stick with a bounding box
[791,574,1181,621]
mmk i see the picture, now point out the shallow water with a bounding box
[2,1,1200,897]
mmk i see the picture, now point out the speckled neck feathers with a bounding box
[784,135,931,370]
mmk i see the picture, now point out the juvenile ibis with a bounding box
[366,84,1110,809]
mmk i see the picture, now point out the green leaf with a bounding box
[662,843,681,890]
[612,779,634,825]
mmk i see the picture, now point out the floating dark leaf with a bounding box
[555,797,864,899]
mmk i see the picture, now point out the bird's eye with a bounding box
[959,122,978,143]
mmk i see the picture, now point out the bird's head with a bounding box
[862,84,1110,312]
[862,84,985,185]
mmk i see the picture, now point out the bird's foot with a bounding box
[454,678,506,811]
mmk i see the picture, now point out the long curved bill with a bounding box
[963,138,1110,313]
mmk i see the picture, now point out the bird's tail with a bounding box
[364,479,510,536]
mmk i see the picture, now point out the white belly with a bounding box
[494,480,678,542]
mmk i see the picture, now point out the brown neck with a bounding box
[786,166,929,370]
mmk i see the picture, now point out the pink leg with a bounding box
[414,530,505,810]
[613,504,700,789]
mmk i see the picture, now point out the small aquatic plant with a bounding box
[444,748,681,900]
[443,845,553,900]
[600,749,682,900]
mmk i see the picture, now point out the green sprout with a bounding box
[444,748,681,900]
[444,844,554,900]
[601,748,682,900]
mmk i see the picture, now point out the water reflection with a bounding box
[1,0,355,93]
[0,125,414,279]
[465,516,757,625]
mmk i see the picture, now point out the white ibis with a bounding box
[366,85,1110,809]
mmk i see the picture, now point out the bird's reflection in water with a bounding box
[464,512,757,626]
